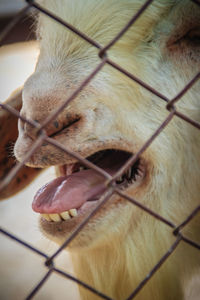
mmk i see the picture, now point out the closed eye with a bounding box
[177,28,200,46]
[167,26,200,61]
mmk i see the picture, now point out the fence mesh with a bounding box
[0,0,200,299]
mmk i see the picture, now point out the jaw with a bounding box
[39,193,118,248]
[39,190,143,249]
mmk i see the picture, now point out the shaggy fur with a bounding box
[5,0,200,299]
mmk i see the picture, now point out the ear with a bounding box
[0,88,42,200]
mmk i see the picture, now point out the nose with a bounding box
[19,71,80,139]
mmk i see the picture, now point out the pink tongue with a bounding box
[32,151,130,214]
[32,169,108,213]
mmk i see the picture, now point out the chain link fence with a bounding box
[0,0,200,299]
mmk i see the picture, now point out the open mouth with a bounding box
[32,149,146,222]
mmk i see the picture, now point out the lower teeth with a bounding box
[41,208,78,222]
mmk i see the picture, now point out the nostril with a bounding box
[19,112,81,139]
[53,120,59,129]
[50,115,81,138]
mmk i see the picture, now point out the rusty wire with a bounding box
[0,0,200,299]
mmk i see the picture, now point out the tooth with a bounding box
[69,209,78,217]
[127,168,132,178]
[66,164,74,176]
[137,169,143,176]
[49,214,61,222]
[131,175,136,182]
[116,175,124,183]
[135,174,141,181]
[79,167,84,171]
[42,214,51,221]
[60,211,71,220]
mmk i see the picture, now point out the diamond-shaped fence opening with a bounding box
[0,0,200,299]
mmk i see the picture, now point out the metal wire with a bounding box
[0,0,200,299]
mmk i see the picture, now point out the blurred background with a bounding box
[0,0,35,44]
[0,0,26,15]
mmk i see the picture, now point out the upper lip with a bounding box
[16,110,138,169]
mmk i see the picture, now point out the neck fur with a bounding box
[70,220,184,300]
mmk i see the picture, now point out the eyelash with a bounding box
[181,29,200,45]
[166,28,200,50]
